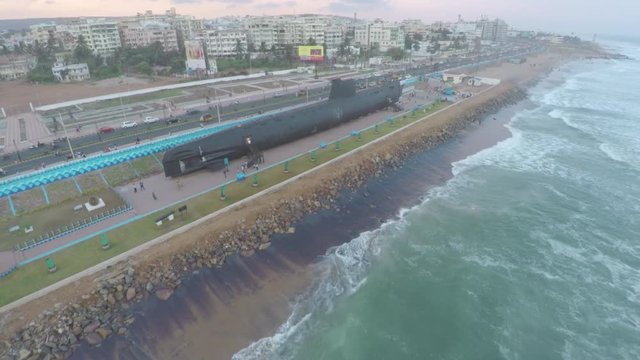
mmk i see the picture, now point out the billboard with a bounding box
[298,46,324,62]
[185,40,206,72]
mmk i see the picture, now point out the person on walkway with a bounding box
[133,186,137,194]
[152,192,157,200]
[139,181,145,190]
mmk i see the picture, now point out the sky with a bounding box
[1,0,638,36]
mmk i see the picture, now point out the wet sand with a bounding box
[69,101,526,360]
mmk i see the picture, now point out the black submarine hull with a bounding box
[162,78,403,177]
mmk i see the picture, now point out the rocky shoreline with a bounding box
[2,85,527,360]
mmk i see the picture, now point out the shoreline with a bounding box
[69,100,528,360]
[0,45,609,359]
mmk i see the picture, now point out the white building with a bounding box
[354,19,404,51]
[479,18,508,42]
[51,62,90,82]
[119,21,179,52]
[29,23,57,46]
[204,29,247,57]
[0,56,36,80]
[60,19,122,56]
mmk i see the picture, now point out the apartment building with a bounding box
[354,19,404,51]
[51,62,90,82]
[29,23,57,45]
[204,29,247,57]
[119,21,179,52]
[0,55,36,80]
[60,19,122,56]
[479,18,508,42]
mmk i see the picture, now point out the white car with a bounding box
[121,121,138,129]
[143,116,159,124]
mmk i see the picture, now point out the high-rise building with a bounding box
[480,18,508,42]
[60,19,122,56]
[119,21,179,52]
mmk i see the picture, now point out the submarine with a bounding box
[162,78,403,177]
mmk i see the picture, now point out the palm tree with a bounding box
[259,41,268,58]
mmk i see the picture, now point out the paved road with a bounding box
[0,46,536,177]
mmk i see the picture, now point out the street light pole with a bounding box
[58,111,74,159]
[216,102,221,123]
[119,96,127,122]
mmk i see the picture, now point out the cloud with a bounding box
[170,0,202,4]
[327,0,388,14]
[255,0,296,9]
[206,0,254,3]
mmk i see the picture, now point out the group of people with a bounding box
[132,180,157,200]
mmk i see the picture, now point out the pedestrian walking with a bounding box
[223,168,227,179]
[139,181,145,190]
[133,186,137,194]
[152,192,157,200]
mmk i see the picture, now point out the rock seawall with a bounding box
[2,85,527,359]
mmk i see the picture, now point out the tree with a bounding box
[73,35,94,64]
[1,45,9,55]
[234,39,245,60]
[385,47,406,61]
[307,37,316,46]
[47,31,57,52]
[412,33,424,42]
[413,42,421,51]
[259,41,268,57]
[404,34,413,50]
[135,61,152,75]
[247,41,256,53]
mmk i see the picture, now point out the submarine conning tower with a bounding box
[329,79,356,100]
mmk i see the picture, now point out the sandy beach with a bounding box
[0,43,609,360]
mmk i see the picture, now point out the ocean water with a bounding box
[234,40,640,360]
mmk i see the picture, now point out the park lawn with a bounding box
[0,188,127,252]
[11,188,47,215]
[46,179,82,205]
[0,197,10,219]
[130,156,163,178]
[102,163,138,187]
[0,100,448,307]
[76,172,106,192]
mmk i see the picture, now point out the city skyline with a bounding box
[1,0,638,37]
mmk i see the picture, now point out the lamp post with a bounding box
[58,111,75,159]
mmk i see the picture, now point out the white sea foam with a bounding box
[233,206,415,360]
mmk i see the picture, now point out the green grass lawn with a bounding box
[102,163,138,187]
[0,100,448,307]
[130,156,163,178]
[76,173,106,192]
[0,188,126,252]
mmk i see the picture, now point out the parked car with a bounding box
[166,117,180,124]
[187,109,201,115]
[143,116,159,124]
[200,114,215,122]
[121,121,138,129]
[98,126,115,134]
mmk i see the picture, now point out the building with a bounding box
[204,29,247,57]
[0,56,36,80]
[51,62,90,82]
[354,19,404,51]
[29,23,57,46]
[479,18,508,42]
[119,21,179,52]
[60,19,122,56]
